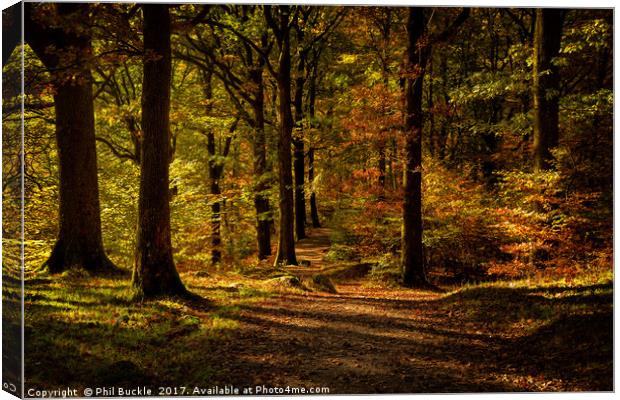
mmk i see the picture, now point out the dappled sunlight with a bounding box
[4,3,612,395]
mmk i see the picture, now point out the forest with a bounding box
[1,3,613,395]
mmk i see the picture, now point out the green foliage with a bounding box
[24,271,275,389]
[368,254,401,286]
[556,88,613,201]
[325,244,358,262]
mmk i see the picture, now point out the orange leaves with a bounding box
[352,168,380,181]
[343,83,403,144]
[399,63,425,81]
[482,171,613,281]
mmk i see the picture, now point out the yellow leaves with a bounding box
[338,54,358,64]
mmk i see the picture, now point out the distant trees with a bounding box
[292,9,310,240]
[291,7,346,236]
[179,5,275,261]
[306,46,323,229]
[13,4,611,293]
[25,3,117,274]
[175,5,341,267]
[132,4,186,297]
[201,70,229,265]
[366,8,396,193]
[532,9,566,171]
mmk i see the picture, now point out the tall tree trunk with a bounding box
[207,129,223,266]
[206,118,235,264]
[250,60,273,260]
[293,50,307,239]
[207,128,230,265]
[308,148,321,228]
[376,11,392,195]
[307,62,321,228]
[402,8,428,287]
[532,8,565,171]
[201,70,224,265]
[269,6,297,266]
[25,3,117,274]
[482,22,501,185]
[438,56,449,160]
[378,143,386,192]
[133,4,186,297]
[427,51,435,157]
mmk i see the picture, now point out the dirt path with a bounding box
[210,291,506,393]
[283,227,332,277]
[202,228,611,393]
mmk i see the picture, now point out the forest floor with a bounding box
[22,227,613,394]
[201,228,613,393]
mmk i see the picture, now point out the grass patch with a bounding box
[24,269,278,391]
[440,271,613,334]
[325,244,359,262]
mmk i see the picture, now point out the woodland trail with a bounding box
[283,227,332,276]
[199,227,611,393]
[22,227,611,393]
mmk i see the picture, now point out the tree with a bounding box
[265,5,298,266]
[306,50,322,228]
[402,7,469,287]
[133,4,186,297]
[291,7,345,236]
[292,9,310,240]
[25,3,117,274]
[200,70,238,265]
[179,5,274,260]
[532,8,566,171]
[92,60,143,165]
[401,7,428,287]
[366,7,396,193]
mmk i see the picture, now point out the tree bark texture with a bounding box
[268,6,298,266]
[533,8,565,171]
[133,4,186,297]
[402,7,428,287]
[25,3,116,274]
[293,48,307,239]
[249,61,273,259]
[307,50,321,228]
[201,70,228,265]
